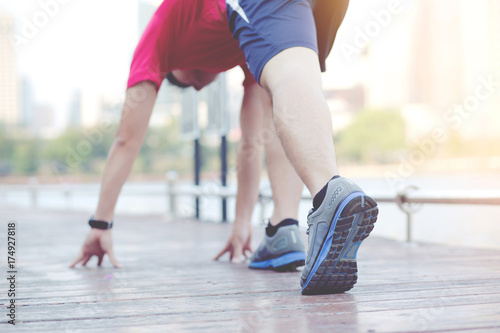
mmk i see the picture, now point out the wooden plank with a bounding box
[5,304,500,333]
[1,210,499,332]
[12,283,500,307]
[8,285,500,322]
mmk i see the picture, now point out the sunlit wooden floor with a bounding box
[2,209,500,332]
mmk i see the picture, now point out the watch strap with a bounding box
[89,218,113,230]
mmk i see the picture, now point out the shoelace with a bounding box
[306,208,314,235]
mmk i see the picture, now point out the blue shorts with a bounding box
[226,0,349,84]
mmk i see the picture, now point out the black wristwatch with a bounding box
[88,217,113,230]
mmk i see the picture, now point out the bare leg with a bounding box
[259,91,303,226]
[215,82,306,261]
[260,47,339,197]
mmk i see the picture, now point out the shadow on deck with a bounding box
[2,209,500,332]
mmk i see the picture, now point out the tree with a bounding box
[336,109,406,163]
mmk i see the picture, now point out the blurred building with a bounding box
[21,76,34,127]
[408,0,464,109]
[450,0,500,139]
[486,0,500,136]
[488,0,500,76]
[80,86,102,128]
[33,104,55,137]
[0,11,20,125]
[354,0,499,142]
[68,89,82,127]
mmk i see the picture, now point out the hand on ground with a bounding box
[70,228,122,268]
[214,224,253,264]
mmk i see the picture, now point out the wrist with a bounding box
[233,218,251,226]
[93,211,114,222]
[233,221,252,232]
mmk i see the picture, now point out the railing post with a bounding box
[221,134,228,222]
[29,177,38,210]
[64,186,71,210]
[395,184,422,243]
[0,184,5,202]
[259,197,266,224]
[194,138,201,219]
[166,171,178,218]
[406,211,413,243]
[258,193,272,225]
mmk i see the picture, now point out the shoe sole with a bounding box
[302,192,378,295]
[249,252,306,272]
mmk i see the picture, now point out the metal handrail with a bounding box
[2,180,499,242]
[165,184,500,243]
[401,191,500,206]
[5,181,498,205]
[259,189,500,206]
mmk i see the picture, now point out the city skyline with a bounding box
[0,0,498,141]
[0,10,19,125]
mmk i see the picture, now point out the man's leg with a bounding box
[259,45,379,294]
[260,92,304,225]
[260,47,339,198]
[227,0,377,293]
[247,90,307,271]
[215,83,306,267]
[261,46,378,294]
[230,84,306,271]
[233,82,304,227]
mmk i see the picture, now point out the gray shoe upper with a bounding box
[300,177,363,286]
[251,224,305,263]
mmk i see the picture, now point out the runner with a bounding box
[70,0,379,295]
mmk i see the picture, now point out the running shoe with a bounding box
[249,220,306,272]
[301,176,378,295]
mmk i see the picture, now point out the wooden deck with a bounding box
[2,209,500,332]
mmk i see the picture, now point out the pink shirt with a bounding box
[127,0,254,91]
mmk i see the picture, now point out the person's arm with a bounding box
[70,81,157,268]
[214,82,272,262]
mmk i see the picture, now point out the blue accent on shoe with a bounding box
[344,242,361,260]
[302,192,363,291]
[250,223,306,272]
[249,252,306,269]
